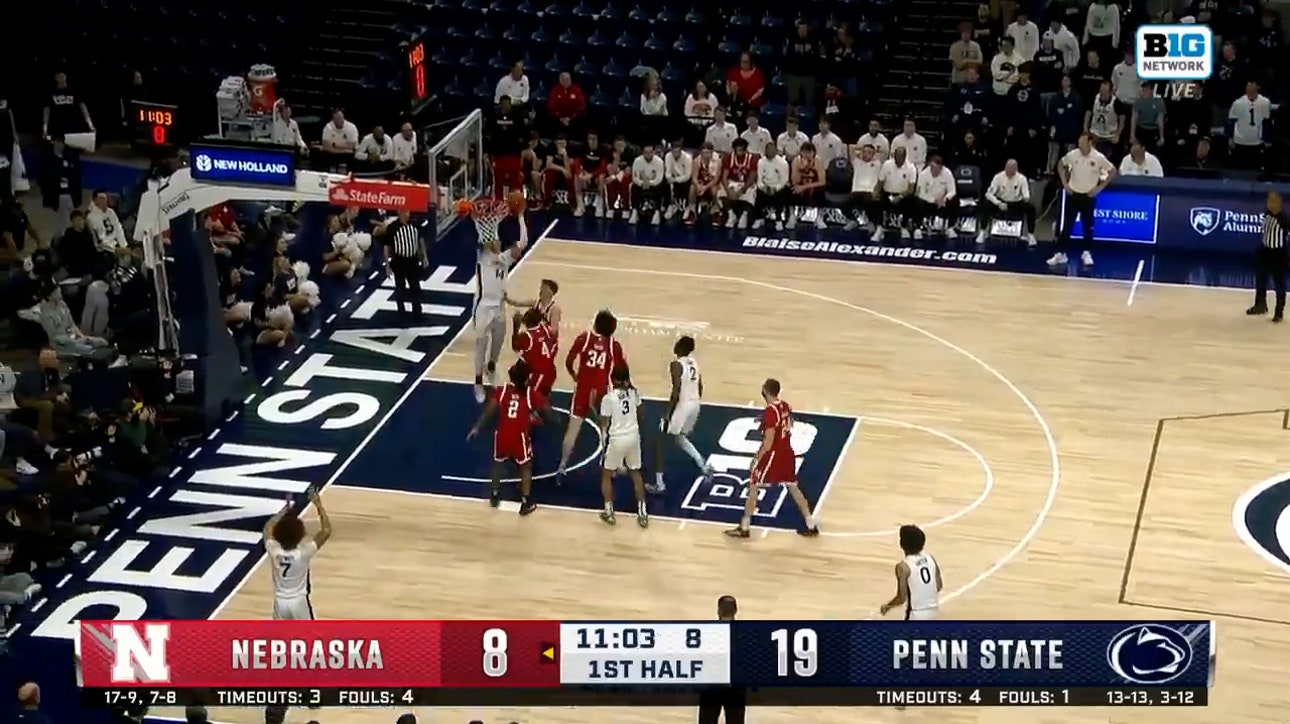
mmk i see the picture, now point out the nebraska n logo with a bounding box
[81,621,172,684]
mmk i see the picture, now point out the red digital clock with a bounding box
[129,100,179,145]
[408,40,429,108]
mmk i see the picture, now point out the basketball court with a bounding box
[160,236,1290,723]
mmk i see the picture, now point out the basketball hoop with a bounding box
[467,198,511,246]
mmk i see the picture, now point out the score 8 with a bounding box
[482,628,509,677]
[771,628,818,677]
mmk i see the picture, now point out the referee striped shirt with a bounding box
[1263,211,1289,249]
[386,220,421,258]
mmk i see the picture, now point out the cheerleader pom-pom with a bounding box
[350,231,373,252]
[231,300,253,322]
[331,231,349,250]
[292,260,311,282]
[267,304,294,328]
[297,280,322,308]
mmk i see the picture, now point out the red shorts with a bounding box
[494,431,533,465]
[570,382,607,418]
[751,448,797,486]
[528,370,555,397]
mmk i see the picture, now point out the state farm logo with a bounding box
[328,180,430,213]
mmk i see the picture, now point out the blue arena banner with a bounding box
[1063,189,1160,245]
[190,143,297,187]
[729,620,1215,688]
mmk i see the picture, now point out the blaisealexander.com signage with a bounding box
[742,236,998,267]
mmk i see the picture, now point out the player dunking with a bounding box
[599,365,649,527]
[725,378,820,538]
[649,335,713,494]
[473,214,530,403]
[468,362,544,514]
[511,307,558,422]
[879,524,941,620]
[557,310,627,483]
[262,488,333,620]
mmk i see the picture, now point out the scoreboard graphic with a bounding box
[78,620,1215,708]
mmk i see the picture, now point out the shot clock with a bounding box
[407,38,430,110]
[129,100,179,146]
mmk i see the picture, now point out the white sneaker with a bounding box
[900,228,911,239]
[786,216,797,229]
[945,228,958,239]
[473,384,486,403]
[976,230,986,244]
[572,206,584,217]
[725,211,737,229]
[737,211,749,230]
[1047,252,1068,266]
[595,205,605,218]
[1081,250,1094,266]
[774,219,783,231]
[15,458,37,475]
[70,541,88,554]
[814,215,828,229]
[651,210,661,225]
[913,229,924,240]
[872,227,885,242]
[664,204,677,220]
[628,209,639,224]
[1025,232,1037,247]
[752,218,765,230]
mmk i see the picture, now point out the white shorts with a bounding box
[273,596,315,621]
[473,303,505,337]
[725,182,757,204]
[602,435,642,471]
[666,400,701,435]
[906,607,938,621]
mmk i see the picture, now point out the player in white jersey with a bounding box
[598,365,648,527]
[879,524,942,621]
[649,335,713,494]
[262,488,333,620]
[473,213,530,403]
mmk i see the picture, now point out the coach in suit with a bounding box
[1248,191,1290,323]
[697,595,745,724]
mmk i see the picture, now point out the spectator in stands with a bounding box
[1048,0,1088,39]
[663,140,693,221]
[855,118,890,161]
[541,136,576,211]
[13,349,70,441]
[39,138,84,212]
[1,543,41,612]
[574,131,606,216]
[820,83,860,141]
[947,65,991,137]
[726,53,767,111]
[639,74,670,146]
[1049,74,1085,159]
[205,202,243,258]
[1253,10,1284,86]
[319,110,359,170]
[271,101,307,152]
[391,122,419,177]
[682,82,718,147]
[1074,48,1109,105]
[972,3,1000,58]
[487,96,529,193]
[519,132,545,201]
[1082,0,1121,61]
[356,125,395,173]
[1129,84,1166,151]
[42,72,95,139]
[950,22,985,85]
[495,61,532,114]
[980,158,1035,245]
[35,280,113,359]
[546,72,586,138]
[56,209,98,279]
[86,191,130,261]
[1043,19,1081,70]
[1031,36,1065,93]
[629,143,666,225]
[891,119,929,170]
[753,143,790,230]
[874,146,918,241]
[0,195,36,262]
[990,37,1024,97]
[740,111,773,156]
[783,21,822,110]
[912,156,958,239]
[1177,136,1216,177]
[1086,80,1123,156]
[1006,10,1040,62]
[1110,49,1142,118]
[827,25,863,98]
[847,143,882,231]
[1210,42,1247,114]
[952,128,989,169]
[1119,140,1164,176]
[777,116,809,160]
[704,107,738,155]
[1006,67,1044,175]
[1229,81,1273,170]
[811,116,847,167]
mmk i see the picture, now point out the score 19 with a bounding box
[772,628,818,677]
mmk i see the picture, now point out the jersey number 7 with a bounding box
[279,558,291,577]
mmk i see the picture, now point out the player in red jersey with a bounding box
[511,308,559,427]
[719,137,759,230]
[726,378,820,538]
[467,362,545,514]
[508,278,562,348]
[557,309,626,483]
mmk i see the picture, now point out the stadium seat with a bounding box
[476,24,497,40]
[572,0,597,19]
[729,12,753,29]
[544,1,570,18]
[683,7,705,25]
[489,0,516,12]
[615,31,640,52]
[760,11,784,32]
[463,0,487,11]
[574,56,601,81]
[603,57,629,83]
[656,7,681,26]
[545,52,570,76]
[659,62,686,86]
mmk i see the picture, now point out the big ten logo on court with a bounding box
[93,621,172,683]
[681,417,820,522]
[1135,24,1213,81]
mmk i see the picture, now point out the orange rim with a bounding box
[470,198,511,220]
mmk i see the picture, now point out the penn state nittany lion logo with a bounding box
[194,154,213,173]
[1190,207,1220,236]
[1233,473,1290,574]
[1106,624,1194,684]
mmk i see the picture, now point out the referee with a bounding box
[1056,133,1116,268]
[379,209,424,318]
[1248,191,1290,323]
[698,595,745,724]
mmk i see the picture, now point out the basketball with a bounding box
[454,198,474,217]
[506,191,526,214]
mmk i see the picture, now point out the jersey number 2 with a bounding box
[506,398,521,418]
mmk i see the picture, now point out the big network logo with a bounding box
[189,144,297,187]
[1135,25,1214,81]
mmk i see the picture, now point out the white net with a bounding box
[425,109,487,236]
[470,199,510,246]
